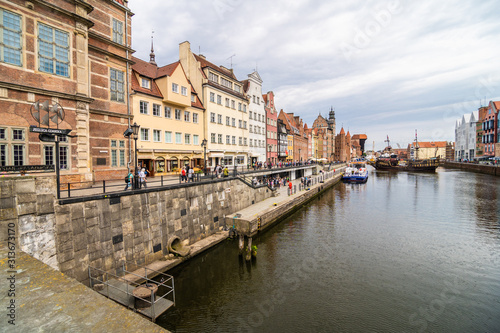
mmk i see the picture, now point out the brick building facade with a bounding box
[0,0,133,183]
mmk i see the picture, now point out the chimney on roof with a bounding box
[198,54,206,59]
[149,32,157,66]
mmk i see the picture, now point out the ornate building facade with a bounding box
[0,0,133,182]
[263,91,278,164]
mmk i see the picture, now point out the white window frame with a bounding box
[164,106,171,118]
[165,131,172,143]
[140,128,150,141]
[153,104,161,116]
[140,101,149,115]
[153,129,161,142]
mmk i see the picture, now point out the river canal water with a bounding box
[158,167,500,332]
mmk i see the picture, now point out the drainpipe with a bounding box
[125,10,132,173]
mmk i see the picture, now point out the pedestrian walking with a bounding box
[139,168,147,188]
[181,167,187,182]
[124,171,133,190]
[188,165,194,182]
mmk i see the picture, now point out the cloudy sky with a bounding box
[129,0,500,151]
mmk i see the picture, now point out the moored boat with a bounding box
[370,158,439,172]
[342,161,369,183]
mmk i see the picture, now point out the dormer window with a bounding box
[221,77,232,89]
[141,78,150,89]
[209,72,219,83]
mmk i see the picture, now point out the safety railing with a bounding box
[88,261,175,322]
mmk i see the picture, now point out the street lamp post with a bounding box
[131,122,140,189]
[201,138,207,176]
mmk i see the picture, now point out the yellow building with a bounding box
[131,55,205,175]
[179,41,249,169]
[287,134,294,161]
[408,141,447,160]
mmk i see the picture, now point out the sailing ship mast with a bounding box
[414,130,419,160]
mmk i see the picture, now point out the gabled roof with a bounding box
[279,110,299,133]
[490,101,500,112]
[352,134,367,140]
[156,62,180,78]
[241,79,249,93]
[132,56,182,80]
[189,81,205,110]
[462,113,471,123]
[470,110,479,123]
[130,68,163,98]
[131,56,159,79]
[194,54,237,80]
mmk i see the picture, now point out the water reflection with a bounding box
[157,168,500,333]
[474,174,499,236]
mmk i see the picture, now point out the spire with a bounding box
[329,106,335,120]
[149,30,157,66]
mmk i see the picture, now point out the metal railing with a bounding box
[61,163,345,199]
[88,262,175,322]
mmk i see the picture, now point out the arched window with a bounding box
[155,157,165,173]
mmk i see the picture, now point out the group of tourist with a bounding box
[248,160,313,170]
[124,167,148,190]
[180,165,195,183]
[212,165,229,178]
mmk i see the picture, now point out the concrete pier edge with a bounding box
[132,167,345,281]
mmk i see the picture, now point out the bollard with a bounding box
[239,234,244,256]
[246,237,252,261]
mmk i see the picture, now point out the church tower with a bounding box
[328,106,336,133]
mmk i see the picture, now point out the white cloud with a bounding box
[129,0,500,150]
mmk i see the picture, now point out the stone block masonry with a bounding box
[1,175,273,285]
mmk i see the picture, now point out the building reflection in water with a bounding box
[474,175,499,235]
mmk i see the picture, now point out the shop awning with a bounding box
[208,152,224,158]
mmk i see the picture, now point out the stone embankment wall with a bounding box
[444,161,500,176]
[1,176,273,284]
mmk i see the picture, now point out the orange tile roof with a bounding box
[130,69,163,98]
[411,141,447,148]
[156,61,179,78]
[492,101,500,111]
[131,56,158,78]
